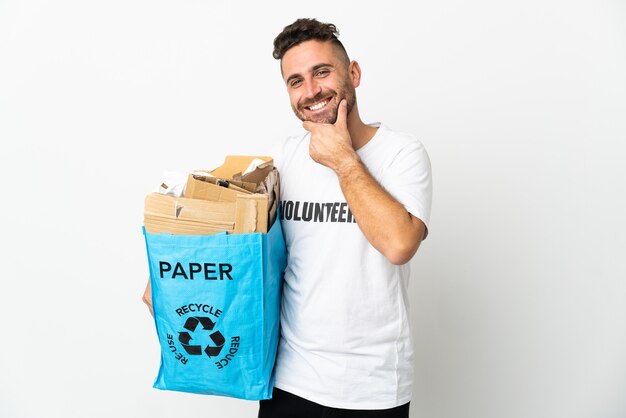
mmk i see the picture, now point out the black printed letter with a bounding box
[159,261,172,278]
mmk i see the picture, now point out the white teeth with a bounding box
[309,100,328,111]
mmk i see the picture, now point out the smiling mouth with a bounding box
[304,98,332,111]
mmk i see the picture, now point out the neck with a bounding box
[346,104,378,150]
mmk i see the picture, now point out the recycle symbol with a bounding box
[178,316,225,358]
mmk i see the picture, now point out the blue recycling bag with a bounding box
[142,216,286,400]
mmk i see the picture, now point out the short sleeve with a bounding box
[380,139,432,238]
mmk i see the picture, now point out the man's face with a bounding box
[281,40,356,124]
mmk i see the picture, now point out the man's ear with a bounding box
[349,60,362,88]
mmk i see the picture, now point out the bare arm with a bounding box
[335,158,425,264]
[142,279,154,317]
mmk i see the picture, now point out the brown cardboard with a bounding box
[188,173,257,194]
[144,193,236,235]
[234,194,268,234]
[184,155,274,202]
[184,175,250,203]
[145,155,279,235]
[241,164,275,189]
[210,155,273,179]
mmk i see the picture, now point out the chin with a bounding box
[294,103,340,124]
[307,108,339,124]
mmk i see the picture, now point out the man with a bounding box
[143,17,431,417]
[259,18,432,418]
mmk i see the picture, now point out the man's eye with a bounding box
[290,79,302,88]
[315,70,329,77]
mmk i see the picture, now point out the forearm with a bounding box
[335,157,425,265]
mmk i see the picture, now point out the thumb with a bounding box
[302,121,315,132]
[335,99,348,127]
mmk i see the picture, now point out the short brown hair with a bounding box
[272,18,349,62]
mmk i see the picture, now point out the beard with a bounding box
[292,79,356,124]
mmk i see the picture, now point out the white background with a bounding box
[1,1,625,417]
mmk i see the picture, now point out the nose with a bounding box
[304,78,322,100]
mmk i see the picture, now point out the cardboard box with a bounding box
[144,155,279,235]
[184,155,274,201]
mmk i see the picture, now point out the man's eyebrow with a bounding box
[311,63,333,72]
[285,63,334,84]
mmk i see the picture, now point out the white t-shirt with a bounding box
[272,123,432,409]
